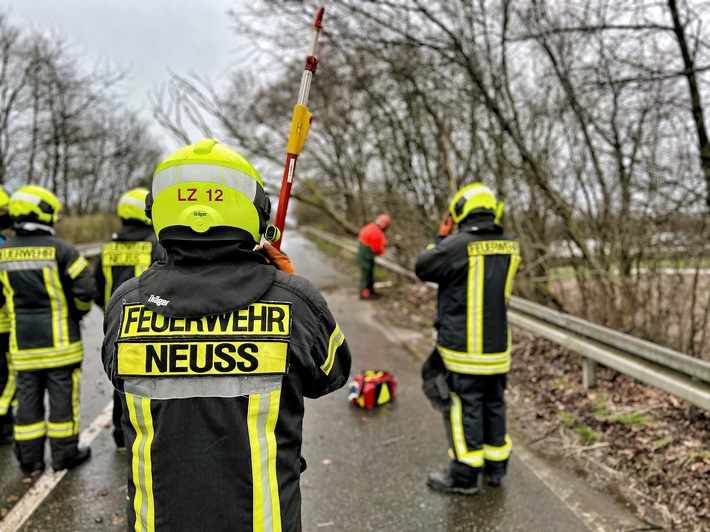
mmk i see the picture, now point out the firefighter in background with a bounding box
[415,183,520,494]
[94,187,165,450]
[101,139,351,531]
[0,186,96,473]
[356,213,390,299]
[0,186,15,445]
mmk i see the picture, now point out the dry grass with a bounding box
[54,212,121,243]
[548,272,710,361]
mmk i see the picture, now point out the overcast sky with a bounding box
[0,0,254,145]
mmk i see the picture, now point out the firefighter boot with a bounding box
[0,416,13,445]
[486,473,503,487]
[0,431,12,445]
[484,461,507,487]
[53,446,91,471]
[20,460,45,474]
[426,469,479,495]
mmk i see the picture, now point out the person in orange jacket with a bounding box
[356,214,389,299]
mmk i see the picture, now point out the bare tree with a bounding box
[149,0,710,355]
[0,12,163,216]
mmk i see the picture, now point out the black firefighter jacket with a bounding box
[0,227,96,371]
[94,222,165,309]
[415,217,520,375]
[101,242,351,532]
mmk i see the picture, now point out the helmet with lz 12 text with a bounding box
[8,185,61,226]
[146,138,273,244]
[117,187,152,225]
[448,182,504,224]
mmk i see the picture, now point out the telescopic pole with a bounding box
[271,6,325,250]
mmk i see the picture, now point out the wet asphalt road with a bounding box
[0,232,640,531]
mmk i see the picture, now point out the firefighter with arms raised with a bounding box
[101,139,351,531]
[94,187,165,450]
[416,183,520,494]
[0,185,95,473]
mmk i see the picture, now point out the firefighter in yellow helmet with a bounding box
[415,182,520,494]
[0,185,96,473]
[0,186,15,445]
[94,186,165,450]
[101,139,351,531]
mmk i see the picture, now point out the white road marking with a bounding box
[0,401,113,532]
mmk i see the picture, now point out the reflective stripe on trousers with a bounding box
[13,364,82,464]
[445,372,511,470]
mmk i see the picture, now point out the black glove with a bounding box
[421,348,452,412]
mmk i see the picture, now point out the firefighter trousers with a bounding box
[444,372,512,482]
[0,333,14,439]
[13,363,82,467]
[112,389,125,447]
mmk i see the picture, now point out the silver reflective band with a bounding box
[0,260,57,271]
[11,191,43,205]
[462,186,495,201]
[153,164,259,201]
[119,196,146,209]
[14,222,56,235]
[124,374,283,399]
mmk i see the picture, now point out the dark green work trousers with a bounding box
[356,243,376,293]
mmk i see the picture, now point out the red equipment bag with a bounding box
[348,370,396,409]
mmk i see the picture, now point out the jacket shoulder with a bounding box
[270,271,327,311]
[106,276,141,314]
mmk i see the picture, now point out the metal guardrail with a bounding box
[303,227,710,410]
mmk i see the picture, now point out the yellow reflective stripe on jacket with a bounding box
[483,435,512,462]
[67,256,88,280]
[505,253,520,301]
[321,324,344,375]
[467,255,485,353]
[437,344,511,375]
[0,305,9,333]
[103,265,114,310]
[248,391,282,532]
[14,420,47,441]
[127,393,155,532]
[0,271,14,333]
[449,392,484,467]
[10,342,83,371]
[44,267,69,347]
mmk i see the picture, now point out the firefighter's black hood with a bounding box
[138,240,276,317]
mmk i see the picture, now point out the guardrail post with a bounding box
[582,358,598,388]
